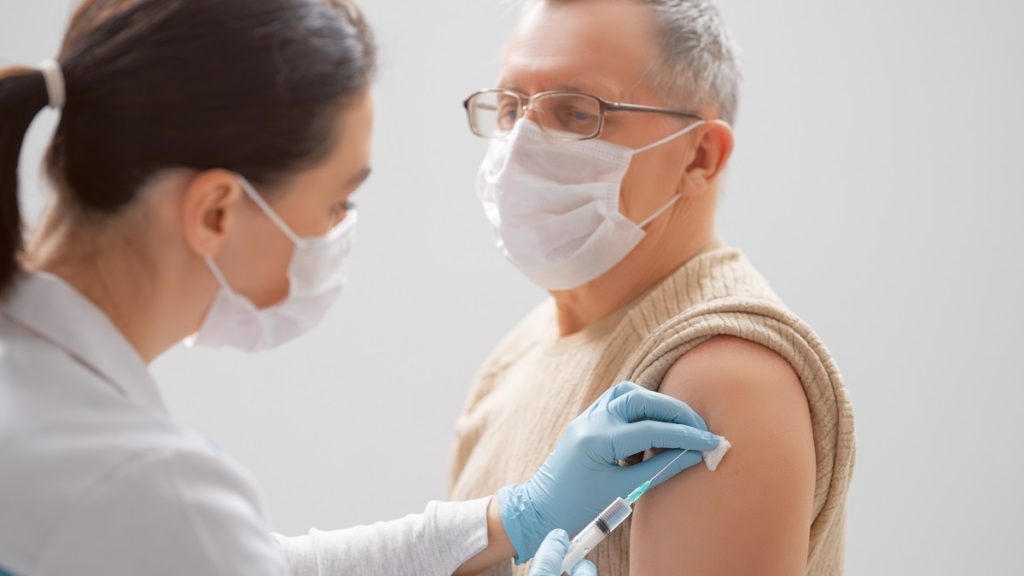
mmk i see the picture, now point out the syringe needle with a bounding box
[647,449,690,486]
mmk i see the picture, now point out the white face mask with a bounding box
[186,176,357,353]
[477,119,704,290]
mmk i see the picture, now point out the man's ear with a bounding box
[680,120,735,196]
[180,170,246,258]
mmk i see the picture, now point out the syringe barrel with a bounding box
[560,498,633,574]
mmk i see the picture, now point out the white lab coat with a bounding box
[0,270,495,576]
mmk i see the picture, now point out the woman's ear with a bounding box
[180,169,246,258]
[680,120,735,196]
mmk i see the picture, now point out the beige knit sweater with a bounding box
[449,245,856,575]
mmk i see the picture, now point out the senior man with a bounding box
[450,1,855,575]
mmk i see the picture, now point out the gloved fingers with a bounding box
[607,381,642,399]
[585,382,641,415]
[528,529,570,576]
[570,559,598,576]
[627,448,705,489]
[605,387,708,430]
[607,420,720,462]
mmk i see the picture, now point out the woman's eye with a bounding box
[331,200,355,218]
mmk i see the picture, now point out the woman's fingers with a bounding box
[627,448,706,489]
[607,420,720,462]
[528,530,570,576]
[570,559,597,576]
[606,385,708,431]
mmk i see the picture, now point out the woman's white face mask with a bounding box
[186,176,357,353]
[476,119,704,291]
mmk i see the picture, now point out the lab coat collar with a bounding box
[1,269,168,415]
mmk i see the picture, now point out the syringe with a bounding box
[559,450,689,575]
[559,437,731,575]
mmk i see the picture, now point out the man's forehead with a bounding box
[500,0,659,97]
[499,52,622,97]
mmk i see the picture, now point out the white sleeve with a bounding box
[32,445,493,576]
[34,448,289,576]
[274,498,492,576]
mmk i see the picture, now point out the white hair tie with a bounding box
[39,60,65,110]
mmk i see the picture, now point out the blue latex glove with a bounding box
[498,381,722,563]
[529,530,597,576]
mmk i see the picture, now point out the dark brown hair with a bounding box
[0,0,376,294]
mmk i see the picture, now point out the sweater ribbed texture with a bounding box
[449,245,855,575]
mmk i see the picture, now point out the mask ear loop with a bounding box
[637,193,682,228]
[202,176,305,304]
[236,176,307,248]
[633,120,705,154]
[632,120,706,228]
[202,256,253,305]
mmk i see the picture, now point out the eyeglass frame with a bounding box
[462,88,705,141]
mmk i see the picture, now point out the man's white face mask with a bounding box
[186,176,357,353]
[476,119,704,291]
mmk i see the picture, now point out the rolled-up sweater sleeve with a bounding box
[274,497,492,576]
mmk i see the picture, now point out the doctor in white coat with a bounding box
[0,1,724,575]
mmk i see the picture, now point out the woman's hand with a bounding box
[497,381,722,563]
[529,530,596,576]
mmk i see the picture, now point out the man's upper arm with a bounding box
[630,336,816,575]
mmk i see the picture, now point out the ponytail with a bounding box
[0,67,48,295]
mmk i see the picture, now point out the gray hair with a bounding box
[521,0,742,124]
[645,0,742,125]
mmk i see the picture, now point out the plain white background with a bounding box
[3,0,1022,573]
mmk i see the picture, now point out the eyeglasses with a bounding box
[463,88,704,141]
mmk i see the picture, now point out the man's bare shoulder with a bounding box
[628,336,817,575]
[661,335,806,420]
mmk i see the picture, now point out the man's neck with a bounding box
[551,224,717,336]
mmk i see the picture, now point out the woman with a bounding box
[0,1,724,575]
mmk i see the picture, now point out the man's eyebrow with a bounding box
[498,79,621,100]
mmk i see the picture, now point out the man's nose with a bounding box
[522,101,542,125]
